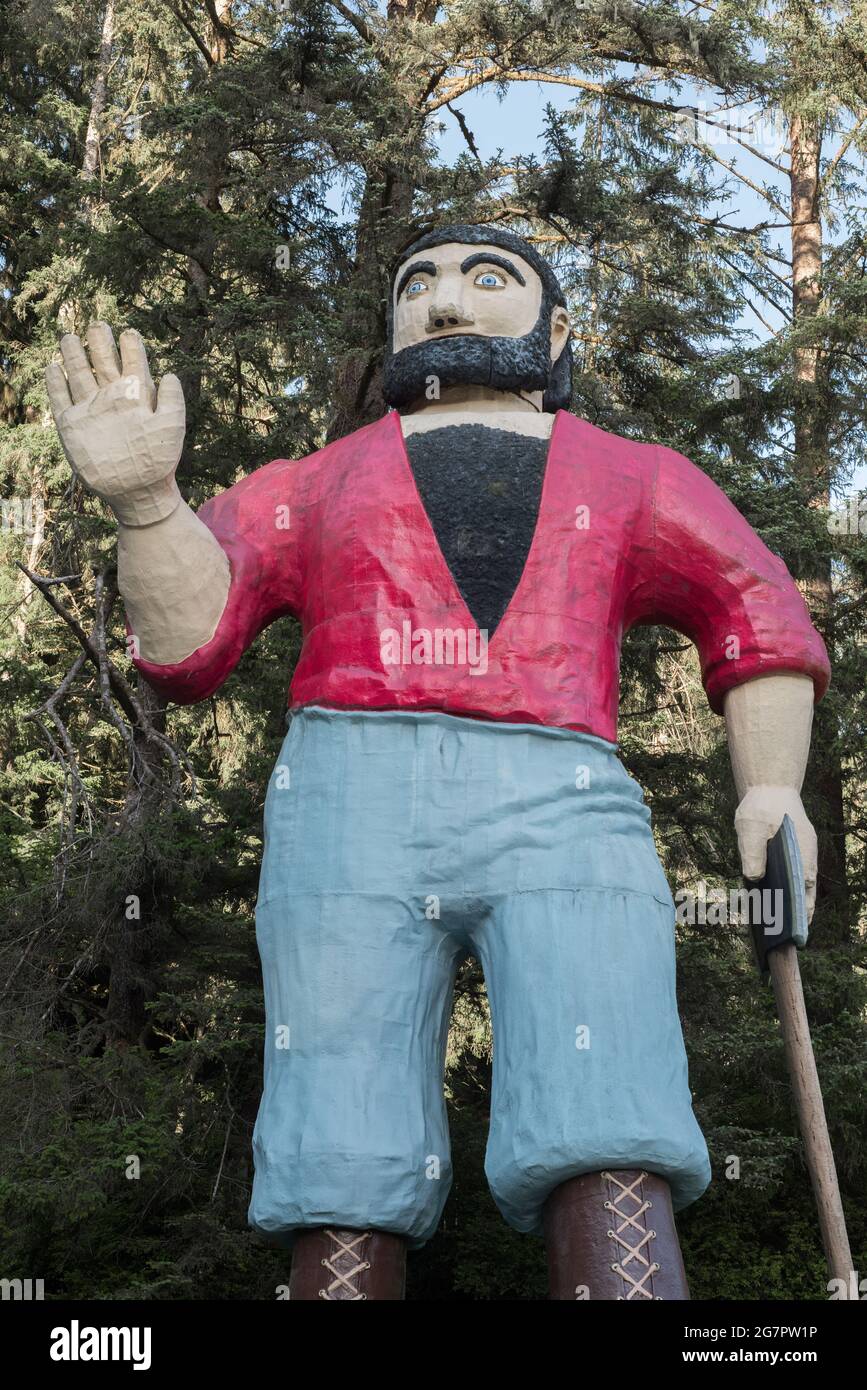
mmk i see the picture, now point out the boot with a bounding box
[289,1228,407,1300]
[543,1169,690,1301]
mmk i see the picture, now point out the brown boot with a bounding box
[543,1169,690,1301]
[289,1228,407,1300]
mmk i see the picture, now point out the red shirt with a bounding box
[134,410,830,742]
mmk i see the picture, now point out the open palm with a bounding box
[46,323,185,510]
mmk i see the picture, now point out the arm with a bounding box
[724,672,818,920]
[633,444,830,921]
[48,322,302,697]
[118,502,230,665]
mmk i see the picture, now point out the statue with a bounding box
[47,225,831,1300]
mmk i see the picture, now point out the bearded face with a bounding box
[382,232,572,413]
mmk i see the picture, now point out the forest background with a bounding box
[1,0,865,1300]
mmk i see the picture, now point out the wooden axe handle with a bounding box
[768,942,854,1288]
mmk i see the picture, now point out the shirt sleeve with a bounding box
[629,444,830,714]
[132,457,304,705]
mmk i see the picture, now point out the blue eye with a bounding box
[474,270,505,289]
[406,280,428,297]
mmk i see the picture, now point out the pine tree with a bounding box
[0,0,864,1298]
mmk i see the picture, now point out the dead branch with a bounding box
[18,564,196,801]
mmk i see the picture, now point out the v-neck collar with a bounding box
[389,408,564,642]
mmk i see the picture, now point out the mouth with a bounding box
[422,324,483,338]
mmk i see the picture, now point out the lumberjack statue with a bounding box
[48,225,831,1300]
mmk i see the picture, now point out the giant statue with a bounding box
[47,225,830,1300]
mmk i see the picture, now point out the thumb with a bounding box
[737,821,768,881]
[156,372,185,421]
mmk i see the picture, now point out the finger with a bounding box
[46,360,73,418]
[737,824,768,881]
[59,333,98,404]
[156,372,185,420]
[86,322,122,386]
[119,328,156,408]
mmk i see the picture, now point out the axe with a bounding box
[748,814,853,1290]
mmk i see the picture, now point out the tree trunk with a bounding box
[12,490,45,642]
[81,0,116,181]
[327,166,417,440]
[104,681,172,1048]
[327,0,438,439]
[208,0,234,65]
[789,112,849,942]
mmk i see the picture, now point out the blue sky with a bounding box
[428,75,794,337]
[410,73,865,492]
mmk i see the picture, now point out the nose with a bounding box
[425,301,474,333]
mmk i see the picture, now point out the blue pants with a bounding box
[248,706,711,1247]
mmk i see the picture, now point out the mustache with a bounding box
[382,318,552,410]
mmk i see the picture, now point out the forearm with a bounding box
[723,673,817,907]
[117,490,230,665]
[723,672,814,798]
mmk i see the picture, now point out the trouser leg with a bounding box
[478,888,711,1237]
[249,892,462,1248]
[544,1169,690,1301]
[251,708,473,1255]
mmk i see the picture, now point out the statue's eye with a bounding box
[405,279,429,297]
[474,270,506,289]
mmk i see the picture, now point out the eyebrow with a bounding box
[460,252,526,285]
[395,250,528,302]
[395,260,437,302]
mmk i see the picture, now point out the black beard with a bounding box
[382,314,553,410]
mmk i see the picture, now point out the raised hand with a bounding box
[46,323,185,526]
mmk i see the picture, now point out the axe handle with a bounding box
[768,942,854,1287]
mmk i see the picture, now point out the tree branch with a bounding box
[327,0,375,46]
[445,102,481,162]
[17,564,142,727]
[165,2,214,67]
[820,114,867,196]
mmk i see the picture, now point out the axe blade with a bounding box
[748,813,808,977]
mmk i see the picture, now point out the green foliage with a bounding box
[0,0,865,1300]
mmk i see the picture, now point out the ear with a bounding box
[549,305,570,363]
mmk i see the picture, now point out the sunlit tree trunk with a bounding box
[81,0,115,181]
[788,111,849,941]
